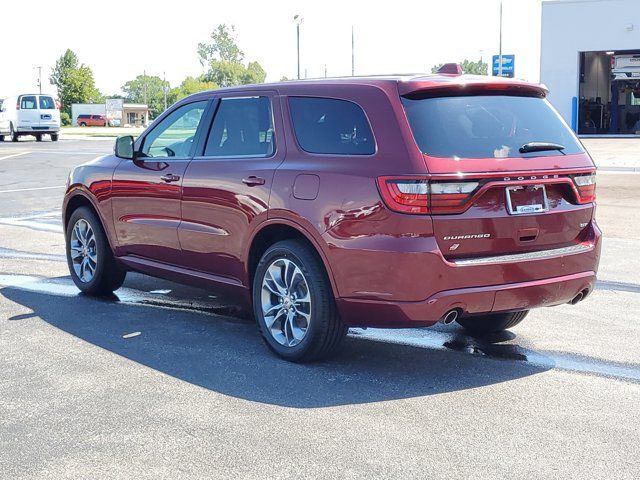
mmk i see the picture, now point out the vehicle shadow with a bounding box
[1,281,552,408]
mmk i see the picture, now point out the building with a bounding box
[71,103,151,127]
[541,0,640,136]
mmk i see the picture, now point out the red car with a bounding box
[77,114,107,127]
[62,66,601,361]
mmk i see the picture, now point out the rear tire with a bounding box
[253,239,347,362]
[10,124,18,142]
[0,135,4,142]
[65,206,126,295]
[35,134,42,142]
[51,133,59,142]
[79,122,87,127]
[456,310,529,334]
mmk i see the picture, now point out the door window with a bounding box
[20,96,38,110]
[204,96,274,157]
[39,96,56,109]
[141,101,207,158]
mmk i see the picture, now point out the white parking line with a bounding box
[0,152,30,161]
[0,185,65,194]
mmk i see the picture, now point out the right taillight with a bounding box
[572,173,596,203]
[377,177,479,214]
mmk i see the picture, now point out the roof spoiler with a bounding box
[437,63,463,75]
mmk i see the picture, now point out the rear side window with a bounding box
[401,94,584,159]
[20,96,37,110]
[289,97,375,155]
[204,96,274,158]
[39,96,55,109]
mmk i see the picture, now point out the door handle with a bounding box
[160,174,181,183]
[242,176,266,186]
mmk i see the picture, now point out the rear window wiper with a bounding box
[519,142,565,154]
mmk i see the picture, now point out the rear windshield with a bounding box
[39,96,55,109]
[401,95,584,158]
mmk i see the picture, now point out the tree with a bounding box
[168,76,217,103]
[198,24,267,87]
[431,58,488,75]
[49,49,102,116]
[121,74,170,118]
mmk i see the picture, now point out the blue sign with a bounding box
[492,55,515,77]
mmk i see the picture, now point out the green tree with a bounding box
[198,24,267,87]
[431,58,488,75]
[121,74,170,118]
[168,76,217,103]
[49,49,102,116]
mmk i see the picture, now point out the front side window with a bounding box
[20,96,37,110]
[204,96,274,157]
[141,101,207,158]
[289,97,375,155]
[39,96,55,109]
[401,94,584,159]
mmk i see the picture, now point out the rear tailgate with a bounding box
[400,89,596,260]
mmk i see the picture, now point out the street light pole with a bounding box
[351,25,355,76]
[36,66,42,94]
[498,0,503,77]
[163,72,167,112]
[294,15,303,80]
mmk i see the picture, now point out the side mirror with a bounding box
[115,135,135,159]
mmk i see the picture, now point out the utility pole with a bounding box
[498,1,503,77]
[35,66,42,94]
[163,71,167,112]
[351,26,355,76]
[294,15,303,80]
[324,64,327,78]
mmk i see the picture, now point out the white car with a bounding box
[0,94,61,142]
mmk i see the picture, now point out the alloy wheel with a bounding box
[69,219,98,283]
[260,258,311,347]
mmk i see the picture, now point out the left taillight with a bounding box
[377,177,429,214]
[572,173,596,203]
[376,177,479,214]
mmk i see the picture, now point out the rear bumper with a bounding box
[337,270,596,328]
[16,126,60,133]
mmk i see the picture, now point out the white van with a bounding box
[0,94,61,142]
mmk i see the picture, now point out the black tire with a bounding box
[10,124,18,142]
[253,239,347,362]
[35,134,42,142]
[51,133,59,142]
[65,206,126,295]
[0,135,4,142]
[456,310,529,334]
[79,122,87,127]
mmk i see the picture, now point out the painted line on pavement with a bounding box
[0,185,65,194]
[0,152,30,161]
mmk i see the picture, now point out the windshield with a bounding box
[401,94,584,159]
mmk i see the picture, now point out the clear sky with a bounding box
[1,0,543,97]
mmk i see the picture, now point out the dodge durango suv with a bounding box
[63,67,601,361]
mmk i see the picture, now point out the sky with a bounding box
[1,0,544,98]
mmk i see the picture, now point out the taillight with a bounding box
[377,177,429,214]
[430,181,479,213]
[377,177,479,214]
[16,100,20,110]
[572,173,596,203]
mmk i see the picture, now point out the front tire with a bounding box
[65,206,126,295]
[35,134,42,142]
[456,310,528,334]
[253,240,347,362]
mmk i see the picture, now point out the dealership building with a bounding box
[541,0,640,135]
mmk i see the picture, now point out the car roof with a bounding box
[194,73,547,97]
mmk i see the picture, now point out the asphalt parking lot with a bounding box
[1,137,639,479]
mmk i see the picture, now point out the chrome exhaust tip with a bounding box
[441,309,460,325]
[569,291,584,305]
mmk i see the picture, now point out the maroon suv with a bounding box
[63,70,601,361]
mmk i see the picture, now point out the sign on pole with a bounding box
[492,55,515,78]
